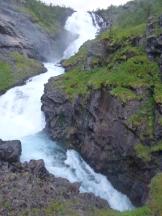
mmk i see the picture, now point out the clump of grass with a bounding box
[56,53,159,102]
[148,173,162,215]
[135,142,162,162]
[110,87,140,103]
[128,98,155,140]
[99,24,146,43]
[0,61,13,92]
[0,52,43,93]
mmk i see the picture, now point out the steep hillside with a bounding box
[41,0,162,213]
[0,0,73,94]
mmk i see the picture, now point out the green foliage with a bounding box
[135,142,162,162]
[0,61,12,92]
[93,206,150,216]
[20,0,72,35]
[57,53,160,102]
[128,98,155,140]
[63,46,88,68]
[0,52,43,92]
[111,87,140,103]
[45,201,65,215]
[154,83,162,104]
[100,24,146,43]
[149,173,162,216]
[97,0,162,29]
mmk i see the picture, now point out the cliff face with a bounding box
[0,0,73,61]
[41,5,162,208]
[42,78,162,207]
[0,0,73,94]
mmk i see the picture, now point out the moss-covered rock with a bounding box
[0,52,45,94]
[42,0,162,207]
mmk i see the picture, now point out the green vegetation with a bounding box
[11,174,162,215]
[56,0,162,156]
[0,61,12,92]
[111,87,140,103]
[0,52,43,93]
[94,174,162,216]
[56,54,159,101]
[63,45,88,68]
[149,173,162,216]
[97,0,162,29]
[20,0,72,35]
[135,142,162,161]
[128,98,155,140]
[100,23,146,43]
[94,206,150,216]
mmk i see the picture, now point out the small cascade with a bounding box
[89,12,108,30]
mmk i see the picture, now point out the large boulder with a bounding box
[0,139,21,162]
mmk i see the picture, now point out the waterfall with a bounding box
[0,12,133,211]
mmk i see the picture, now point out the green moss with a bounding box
[0,52,43,92]
[97,0,162,30]
[45,201,65,215]
[94,206,150,216]
[154,83,162,104]
[128,98,155,140]
[63,46,88,68]
[110,46,144,65]
[100,24,146,43]
[111,87,140,103]
[94,173,162,216]
[149,173,162,216]
[0,61,13,92]
[158,117,162,126]
[135,142,162,162]
[56,53,159,102]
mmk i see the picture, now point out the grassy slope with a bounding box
[0,52,44,93]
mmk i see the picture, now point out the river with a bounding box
[0,11,133,211]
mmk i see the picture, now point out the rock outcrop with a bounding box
[0,0,73,61]
[41,12,162,207]
[41,80,162,206]
[0,139,21,162]
[0,139,108,216]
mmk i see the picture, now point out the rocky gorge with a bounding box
[41,0,162,214]
[0,139,109,216]
[0,0,73,94]
[1,0,162,215]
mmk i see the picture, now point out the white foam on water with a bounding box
[0,11,134,211]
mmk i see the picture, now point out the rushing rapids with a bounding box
[0,11,133,211]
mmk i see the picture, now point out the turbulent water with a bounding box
[0,12,133,211]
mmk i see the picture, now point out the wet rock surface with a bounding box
[0,140,108,216]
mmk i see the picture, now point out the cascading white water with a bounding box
[0,12,133,211]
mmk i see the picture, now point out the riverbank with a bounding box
[0,0,73,94]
